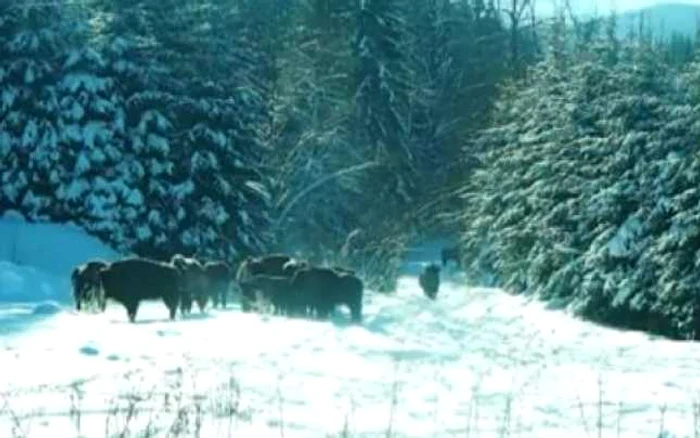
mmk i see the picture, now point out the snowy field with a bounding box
[2,219,700,437]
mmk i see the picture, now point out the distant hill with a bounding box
[615,3,700,40]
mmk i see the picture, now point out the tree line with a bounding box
[6,0,700,340]
[0,0,519,292]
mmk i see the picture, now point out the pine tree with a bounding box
[459,18,700,340]
[0,2,73,220]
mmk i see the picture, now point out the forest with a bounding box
[2,0,700,340]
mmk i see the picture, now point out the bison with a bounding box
[170,254,208,315]
[236,254,293,280]
[236,254,294,312]
[236,255,313,315]
[98,257,183,323]
[290,267,363,323]
[71,259,109,312]
[238,274,299,316]
[203,261,232,309]
[419,263,441,300]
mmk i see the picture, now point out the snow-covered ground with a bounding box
[1,219,700,437]
[0,210,122,304]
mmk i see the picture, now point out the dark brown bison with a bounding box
[441,245,460,268]
[203,261,232,309]
[237,255,312,315]
[291,267,363,323]
[236,254,294,312]
[170,254,208,315]
[98,257,183,323]
[71,259,109,311]
[239,274,297,315]
[419,263,441,300]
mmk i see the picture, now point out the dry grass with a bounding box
[0,369,245,438]
[2,365,700,438]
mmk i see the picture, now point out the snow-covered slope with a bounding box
[1,221,700,437]
[0,211,121,303]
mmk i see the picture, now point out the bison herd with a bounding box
[71,245,458,324]
[70,253,365,324]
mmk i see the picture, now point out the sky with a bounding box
[535,0,700,17]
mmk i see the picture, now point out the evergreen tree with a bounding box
[0,2,73,220]
[349,0,417,290]
[458,18,700,340]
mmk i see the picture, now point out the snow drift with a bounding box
[0,211,121,303]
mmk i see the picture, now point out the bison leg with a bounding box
[180,293,193,315]
[314,298,333,320]
[239,284,255,312]
[196,296,207,313]
[168,303,177,320]
[349,300,362,323]
[125,301,140,323]
[221,287,227,309]
[164,296,179,320]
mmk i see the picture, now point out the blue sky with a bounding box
[536,0,700,17]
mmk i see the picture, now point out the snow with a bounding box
[0,211,122,297]
[0,261,65,303]
[607,215,642,257]
[1,223,700,437]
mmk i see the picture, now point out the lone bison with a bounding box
[441,245,460,268]
[71,259,109,312]
[419,263,441,300]
[203,261,232,309]
[170,254,208,315]
[98,257,182,323]
[291,267,363,323]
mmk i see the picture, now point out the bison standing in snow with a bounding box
[235,253,294,312]
[291,266,363,323]
[170,254,208,315]
[71,259,109,312]
[203,261,232,309]
[419,263,441,300]
[98,257,182,323]
[236,255,311,315]
[239,274,296,315]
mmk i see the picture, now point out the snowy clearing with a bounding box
[1,221,700,437]
[2,275,700,437]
